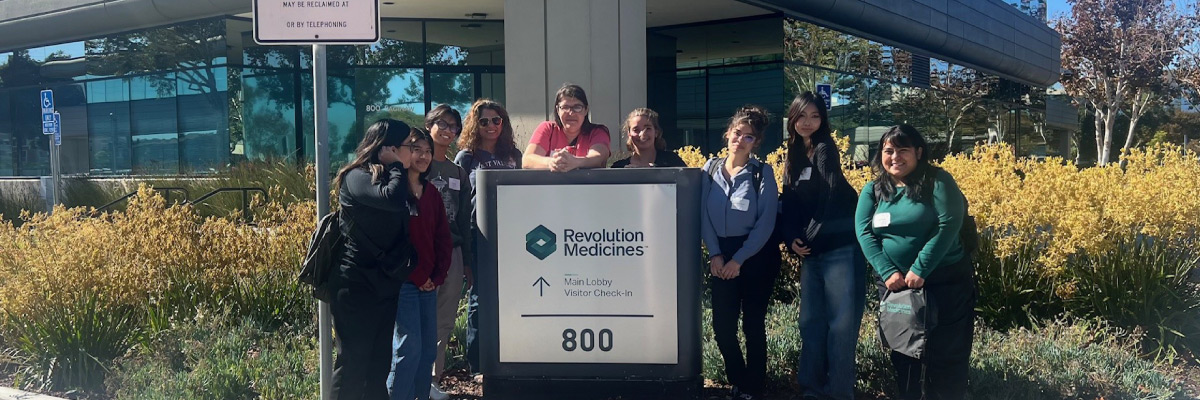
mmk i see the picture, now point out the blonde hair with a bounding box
[621,107,666,152]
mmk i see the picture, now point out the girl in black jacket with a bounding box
[329,118,417,400]
[779,92,865,400]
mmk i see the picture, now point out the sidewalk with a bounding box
[0,387,66,400]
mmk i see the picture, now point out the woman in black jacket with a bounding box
[330,118,418,400]
[779,92,865,400]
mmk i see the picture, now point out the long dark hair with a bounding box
[553,83,603,138]
[871,124,937,202]
[784,92,833,186]
[458,98,521,164]
[334,118,412,192]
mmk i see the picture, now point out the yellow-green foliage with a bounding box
[0,186,314,389]
[680,140,1200,270]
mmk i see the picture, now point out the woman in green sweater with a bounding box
[854,125,975,400]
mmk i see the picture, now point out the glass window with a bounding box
[425,21,505,66]
[242,68,298,161]
[356,68,425,130]
[430,72,475,118]
[87,78,132,174]
[0,91,13,175]
[129,73,178,173]
[178,67,229,172]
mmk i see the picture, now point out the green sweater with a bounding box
[855,169,965,280]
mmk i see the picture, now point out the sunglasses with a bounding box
[477,116,504,127]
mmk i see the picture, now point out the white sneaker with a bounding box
[429,383,451,400]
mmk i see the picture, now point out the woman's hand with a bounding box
[419,279,436,291]
[709,255,726,279]
[724,260,742,279]
[884,272,907,292]
[904,271,925,289]
[549,150,579,172]
[790,239,812,257]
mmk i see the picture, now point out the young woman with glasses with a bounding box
[700,105,780,400]
[422,104,470,400]
[521,83,611,171]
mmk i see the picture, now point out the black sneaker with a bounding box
[728,386,741,400]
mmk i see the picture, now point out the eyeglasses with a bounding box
[556,104,586,114]
[477,116,504,127]
[434,120,461,132]
[401,145,432,156]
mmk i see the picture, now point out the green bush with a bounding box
[106,314,319,400]
[974,233,1064,330]
[701,305,1191,399]
[1062,237,1200,363]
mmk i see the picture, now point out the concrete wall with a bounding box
[503,0,648,149]
[743,0,1061,87]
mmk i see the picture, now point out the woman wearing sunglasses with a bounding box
[521,83,611,172]
[453,98,522,378]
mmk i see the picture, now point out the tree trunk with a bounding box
[1101,109,1118,166]
[1094,108,1104,164]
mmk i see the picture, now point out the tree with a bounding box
[1057,0,1197,165]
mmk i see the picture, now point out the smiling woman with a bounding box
[521,83,612,172]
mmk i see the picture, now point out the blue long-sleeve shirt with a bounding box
[700,157,778,264]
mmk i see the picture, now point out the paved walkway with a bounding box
[0,387,66,400]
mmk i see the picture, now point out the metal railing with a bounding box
[91,187,269,222]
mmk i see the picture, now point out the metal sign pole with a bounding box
[47,136,57,207]
[313,43,333,400]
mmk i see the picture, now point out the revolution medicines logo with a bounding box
[526,225,557,260]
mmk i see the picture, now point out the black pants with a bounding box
[710,236,780,397]
[330,284,399,400]
[877,262,976,400]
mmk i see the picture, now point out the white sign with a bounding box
[253,0,379,44]
[496,184,679,364]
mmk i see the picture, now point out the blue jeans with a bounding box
[797,244,866,400]
[388,282,438,400]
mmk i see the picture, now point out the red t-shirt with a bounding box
[529,121,611,157]
[408,182,452,286]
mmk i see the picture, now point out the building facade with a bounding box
[0,0,1063,177]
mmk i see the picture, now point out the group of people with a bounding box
[324,83,976,400]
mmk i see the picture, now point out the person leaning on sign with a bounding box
[388,129,453,400]
[329,118,419,400]
[780,92,865,400]
[700,105,780,400]
[609,107,687,168]
[453,98,522,379]
[422,104,471,400]
[854,125,975,400]
[522,83,611,172]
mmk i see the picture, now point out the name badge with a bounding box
[797,167,812,181]
[732,197,750,212]
[872,212,891,228]
[448,178,461,191]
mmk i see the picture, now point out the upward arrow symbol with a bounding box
[532,276,550,297]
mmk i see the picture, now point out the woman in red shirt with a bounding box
[521,83,611,171]
[388,128,453,400]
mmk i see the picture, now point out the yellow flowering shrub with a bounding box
[0,186,314,388]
